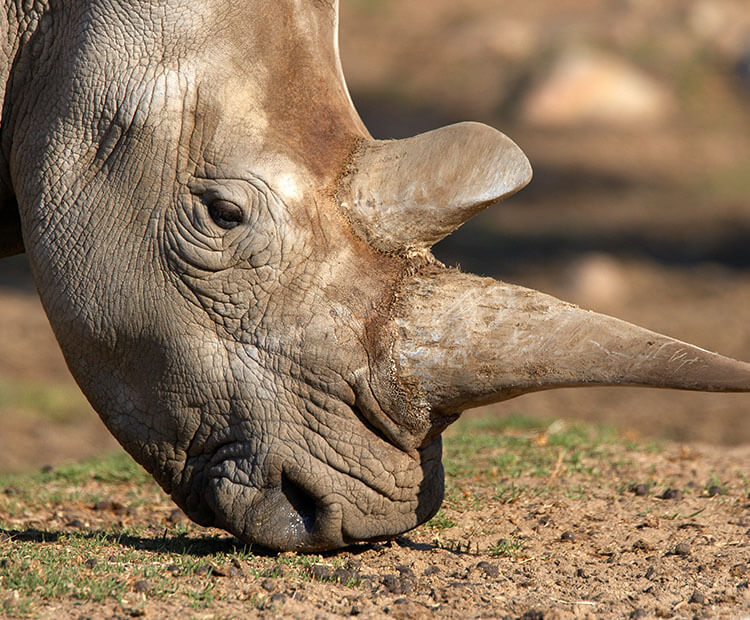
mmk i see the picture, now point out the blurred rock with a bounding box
[689,1,750,58]
[470,18,540,62]
[520,48,673,127]
[565,253,629,310]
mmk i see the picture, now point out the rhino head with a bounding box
[2,1,749,551]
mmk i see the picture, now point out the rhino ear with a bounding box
[338,122,532,254]
[0,201,24,258]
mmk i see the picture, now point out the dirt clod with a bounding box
[632,540,651,552]
[333,567,355,584]
[730,563,746,577]
[309,564,332,581]
[560,530,575,542]
[660,488,682,500]
[476,561,499,578]
[396,564,414,578]
[674,542,691,556]
[132,580,149,594]
[689,589,706,604]
[166,508,187,523]
[93,498,128,515]
[631,484,649,496]
[382,574,401,594]
[629,609,647,619]
[261,578,275,592]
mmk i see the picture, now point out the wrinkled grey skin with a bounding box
[1,1,748,552]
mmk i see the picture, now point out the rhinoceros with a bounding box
[0,1,748,551]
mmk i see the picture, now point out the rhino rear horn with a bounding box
[338,122,532,254]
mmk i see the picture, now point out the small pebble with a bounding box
[629,609,647,619]
[707,485,723,497]
[67,519,86,530]
[228,565,244,578]
[689,590,705,604]
[133,580,149,593]
[382,574,401,594]
[194,565,212,577]
[330,567,349,583]
[167,509,187,523]
[396,564,414,578]
[730,563,746,577]
[261,578,275,592]
[520,611,544,620]
[269,593,286,605]
[350,604,362,616]
[41,465,54,474]
[660,488,682,500]
[166,564,180,576]
[310,564,332,581]
[476,561,499,578]
[576,568,587,578]
[674,542,691,556]
[632,484,649,496]
[560,531,575,543]
[93,498,127,514]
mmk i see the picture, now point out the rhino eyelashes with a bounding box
[207,199,244,229]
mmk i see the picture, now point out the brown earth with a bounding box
[1,0,750,617]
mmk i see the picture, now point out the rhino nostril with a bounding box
[281,471,318,535]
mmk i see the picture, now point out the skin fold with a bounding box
[0,1,748,551]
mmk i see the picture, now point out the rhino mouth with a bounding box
[195,427,444,552]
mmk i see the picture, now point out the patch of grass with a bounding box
[494,482,525,505]
[488,536,526,559]
[0,452,154,516]
[704,473,727,496]
[426,509,457,531]
[442,414,627,486]
[0,380,90,423]
[0,526,270,616]
[0,413,646,616]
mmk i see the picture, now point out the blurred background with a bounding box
[1,0,749,471]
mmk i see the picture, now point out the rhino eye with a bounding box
[208,199,244,229]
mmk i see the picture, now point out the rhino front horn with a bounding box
[338,122,532,255]
[382,269,750,423]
